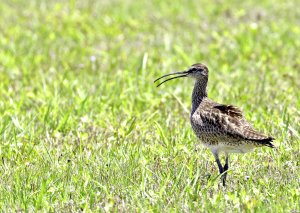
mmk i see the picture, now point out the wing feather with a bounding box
[196,104,275,147]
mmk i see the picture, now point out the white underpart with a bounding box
[208,143,256,154]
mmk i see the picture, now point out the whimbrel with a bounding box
[154,63,275,186]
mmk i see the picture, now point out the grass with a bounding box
[0,0,299,211]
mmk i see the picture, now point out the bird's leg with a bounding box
[213,152,224,176]
[222,154,229,187]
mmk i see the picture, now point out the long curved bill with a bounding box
[154,70,189,87]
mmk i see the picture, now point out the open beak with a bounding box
[154,70,190,87]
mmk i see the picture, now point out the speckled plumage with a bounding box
[155,63,275,186]
[189,63,274,154]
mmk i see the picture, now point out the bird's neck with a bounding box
[191,78,208,115]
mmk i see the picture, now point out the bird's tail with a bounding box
[250,137,275,148]
[242,128,275,148]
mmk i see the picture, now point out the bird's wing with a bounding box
[197,104,274,147]
[213,104,243,118]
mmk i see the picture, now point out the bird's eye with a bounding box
[190,68,197,72]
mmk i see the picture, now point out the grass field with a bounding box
[0,0,299,211]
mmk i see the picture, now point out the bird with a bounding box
[154,63,275,186]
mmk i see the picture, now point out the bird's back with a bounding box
[190,98,274,153]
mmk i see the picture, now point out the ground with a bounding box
[0,0,299,211]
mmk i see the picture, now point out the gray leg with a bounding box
[213,152,224,175]
[222,154,229,187]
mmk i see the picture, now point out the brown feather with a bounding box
[213,104,243,118]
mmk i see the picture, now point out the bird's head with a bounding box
[154,63,209,87]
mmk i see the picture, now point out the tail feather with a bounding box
[241,128,275,148]
[248,137,275,148]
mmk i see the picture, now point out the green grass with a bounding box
[0,0,299,211]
